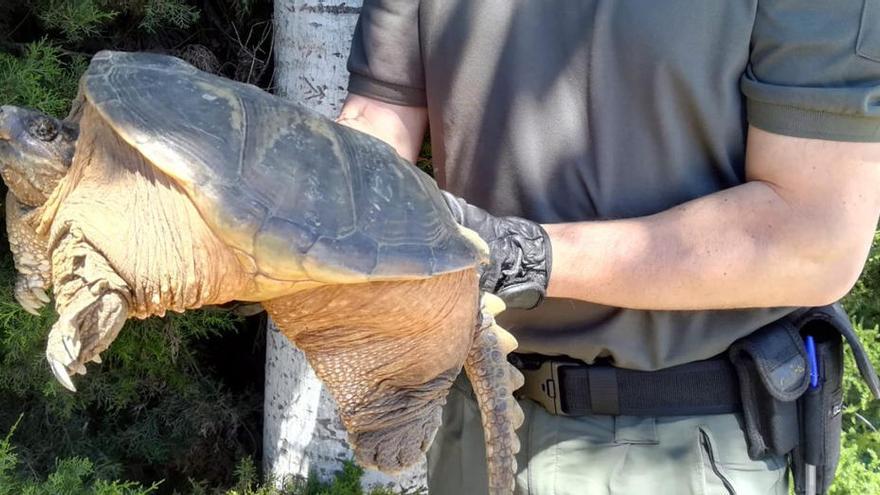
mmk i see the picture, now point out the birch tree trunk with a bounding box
[264,1,427,491]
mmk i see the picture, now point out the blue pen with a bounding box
[806,335,819,389]
[804,335,819,495]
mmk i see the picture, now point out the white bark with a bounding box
[264,2,427,491]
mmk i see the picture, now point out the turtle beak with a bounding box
[0,107,17,169]
[0,106,12,141]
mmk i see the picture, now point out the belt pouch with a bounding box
[728,319,810,459]
[791,331,843,495]
[789,303,880,495]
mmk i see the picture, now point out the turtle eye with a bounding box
[27,117,59,142]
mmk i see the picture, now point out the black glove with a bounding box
[441,191,552,309]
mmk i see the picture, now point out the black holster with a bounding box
[789,305,880,494]
[728,304,880,494]
[728,316,809,458]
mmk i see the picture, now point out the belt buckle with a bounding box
[516,360,573,416]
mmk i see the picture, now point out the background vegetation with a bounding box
[834,232,880,495]
[0,0,878,493]
[0,1,275,493]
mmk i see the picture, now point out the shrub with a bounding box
[0,2,275,490]
[0,421,161,495]
[37,0,119,43]
[0,26,262,495]
[0,40,86,118]
[138,0,201,33]
[34,0,199,42]
[836,232,880,493]
[0,245,261,487]
[216,460,401,495]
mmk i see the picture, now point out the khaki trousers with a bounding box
[427,377,788,495]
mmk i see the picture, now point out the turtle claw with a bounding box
[46,328,102,390]
[33,288,50,303]
[14,277,49,315]
[46,316,85,391]
[482,293,506,318]
[61,334,82,363]
[70,361,87,375]
[49,357,77,392]
[19,300,41,316]
[230,302,265,317]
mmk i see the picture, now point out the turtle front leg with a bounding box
[45,225,130,391]
[6,191,52,314]
[464,293,525,495]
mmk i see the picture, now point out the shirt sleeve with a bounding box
[346,0,426,107]
[741,0,880,142]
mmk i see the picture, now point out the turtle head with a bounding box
[0,105,77,206]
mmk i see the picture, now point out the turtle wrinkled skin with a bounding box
[0,51,524,494]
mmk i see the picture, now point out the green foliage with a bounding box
[0,35,261,474]
[228,0,254,20]
[844,231,880,329]
[37,1,118,42]
[216,460,399,495]
[0,40,86,117]
[415,135,433,177]
[302,462,381,495]
[836,232,880,493]
[139,0,200,33]
[0,243,260,487]
[0,422,160,495]
[32,0,199,41]
[0,419,21,494]
[832,434,880,495]
[1,0,276,87]
[0,2,275,490]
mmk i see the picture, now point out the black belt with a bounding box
[510,354,742,417]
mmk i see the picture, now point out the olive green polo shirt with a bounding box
[346,0,880,370]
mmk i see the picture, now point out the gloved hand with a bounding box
[441,191,552,309]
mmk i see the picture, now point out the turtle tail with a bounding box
[464,293,525,495]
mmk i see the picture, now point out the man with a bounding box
[336,1,880,493]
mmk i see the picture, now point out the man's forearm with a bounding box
[337,98,880,311]
[545,180,873,310]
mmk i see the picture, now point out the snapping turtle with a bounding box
[0,51,523,494]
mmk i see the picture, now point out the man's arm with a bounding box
[337,94,427,163]
[341,95,880,311]
[546,126,880,310]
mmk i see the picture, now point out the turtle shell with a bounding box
[81,51,479,284]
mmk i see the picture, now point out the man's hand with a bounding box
[441,192,552,309]
[336,94,427,163]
